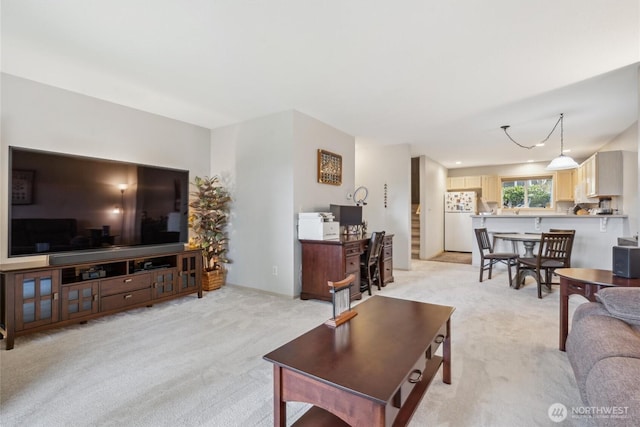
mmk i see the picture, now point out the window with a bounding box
[501,176,553,208]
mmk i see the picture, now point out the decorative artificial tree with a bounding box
[188,175,231,290]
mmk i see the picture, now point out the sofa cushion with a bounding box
[596,288,640,326]
[585,356,640,426]
[566,310,640,405]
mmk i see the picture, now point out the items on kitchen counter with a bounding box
[597,197,613,215]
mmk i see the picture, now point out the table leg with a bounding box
[443,318,452,384]
[511,268,521,289]
[273,365,286,427]
[522,241,536,258]
[559,278,570,351]
[559,280,602,351]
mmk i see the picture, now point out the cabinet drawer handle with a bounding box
[408,369,423,384]
[434,334,445,344]
[124,294,133,299]
[124,278,133,283]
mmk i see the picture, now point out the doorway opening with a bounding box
[411,157,420,259]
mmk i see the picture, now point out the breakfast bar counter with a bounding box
[470,214,630,270]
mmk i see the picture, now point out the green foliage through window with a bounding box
[502,178,553,208]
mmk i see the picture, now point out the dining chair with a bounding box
[360,231,385,295]
[549,228,576,235]
[549,229,575,270]
[516,231,575,298]
[474,228,519,284]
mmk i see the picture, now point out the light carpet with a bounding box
[0,260,588,427]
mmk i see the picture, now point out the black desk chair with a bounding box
[361,231,385,295]
[475,228,519,284]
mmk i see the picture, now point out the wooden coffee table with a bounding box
[263,296,455,426]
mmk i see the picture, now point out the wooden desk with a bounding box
[300,235,394,301]
[300,235,367,301]
[380,234,395,286]
[263,296,455,426]
[555,268,640,351]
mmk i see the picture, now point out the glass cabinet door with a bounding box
[15,270,60,330]
[178,253,201,294]
[152,269,178,298]
[61,281,99,321]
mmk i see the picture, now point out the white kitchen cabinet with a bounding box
[481,175,500,203]
[447,176,465,190]
[555,170,574,201]
[447,175,482,190]
[584,151,623,198]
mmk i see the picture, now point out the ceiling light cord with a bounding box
[500,114,563,150]
[559,113,565,154]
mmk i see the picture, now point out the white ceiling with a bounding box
[2,1,639,169]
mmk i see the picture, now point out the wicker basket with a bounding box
[202,269,225,291]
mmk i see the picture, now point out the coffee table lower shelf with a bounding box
[292,355,444,426]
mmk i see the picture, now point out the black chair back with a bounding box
[361,231,385,295]
[474,228,493,253]
[538,232,574,267]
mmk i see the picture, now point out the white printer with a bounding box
[298,212,340,240]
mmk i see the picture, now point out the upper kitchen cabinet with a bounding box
[481,175,500,203]
[582,151,623,198]
[447,175,482,190]
[554,170,575,201]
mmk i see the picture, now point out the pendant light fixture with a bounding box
[545,114,578,170]
[500,113,578,170]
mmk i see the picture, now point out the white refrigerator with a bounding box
[444,191,477,252]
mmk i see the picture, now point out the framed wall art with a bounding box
[317,149,342,186]
[12,170,35,205]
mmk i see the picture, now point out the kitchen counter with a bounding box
[470,214,630,270]
[472,214,628,218]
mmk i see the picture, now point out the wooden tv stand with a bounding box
[0,248,202,350]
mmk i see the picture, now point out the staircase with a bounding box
[411,204,420,259]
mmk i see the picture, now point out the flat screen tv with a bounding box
[9,147,189,259]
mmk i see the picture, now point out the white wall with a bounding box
[1,74,211,264]
[292,111,356,294]
[355,143,411,270]
[600,122,638,237]
[420,156,448,259]
[209,111,294,296]
[210,110,355,297]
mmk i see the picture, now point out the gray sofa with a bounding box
[566,287,640,427]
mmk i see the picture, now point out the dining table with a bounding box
[492,233,542,288]
[493,232,542,258]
